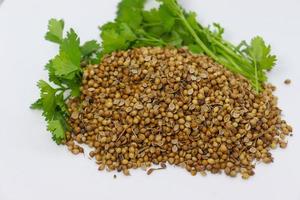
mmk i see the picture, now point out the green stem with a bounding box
[138,36,166,46]
[253,59,259,93]
[143,22,161,27]
[194,26,253,70]
[216,47,254,76]
[178,15,220,63]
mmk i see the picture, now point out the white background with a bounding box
[0,0,300,200]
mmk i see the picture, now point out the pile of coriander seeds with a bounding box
[66,47,292,179]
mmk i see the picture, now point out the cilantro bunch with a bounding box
[32,0,277,144]
[31,19,100,144]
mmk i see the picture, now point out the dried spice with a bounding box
[284,79,291,85]
[65,47,292,179]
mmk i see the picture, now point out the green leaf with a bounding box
[100,22,137,54]
[163,31,182,47]
[30,99,43,110]
[50,29,82,80]
[116,0,146,29]
[66,80,81,97]
[156,0,182,16]
[247,36,277,70]
[142,5,175,35]
[81,40,100,57]
[37,80,57,120]
[47,120,66,144]
[55,93,68,113]
[173,23,194,45]
[188,44,204,54]
[45,19,65,44]
[51,54,80,79]
[45,60,63,86]
[60,29,81,66]
[212,23,224,38]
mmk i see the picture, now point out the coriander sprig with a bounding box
[32,19,100,144]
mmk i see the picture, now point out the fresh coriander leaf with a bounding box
[81,40,100,57]
[142,9,165,36]
[100,22,137,53]
[173,23,194,45]
[55,93,68,114]
[45,19,65,44]
[47,120,66,144]
[156,0,182,16]
[243,36,277,91]
[60,29,81,66]
[49,28,82,80]
[66,80,81,97]
[185,12,199,29]
[90,51,105,64]
[142,5,175,35]
[30,98,43,110]
[45,60,64,86]
[212,23,224,38]
[37,80,57,121]
[163,31,182,47]
[51,54,80,79]
[247,36,277,70]
[143,9,161,24]
[188,44,204,54]
[159,4,176,31]
[117,0,146,29]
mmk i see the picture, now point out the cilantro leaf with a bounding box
[45,19,65,44]
[156,0,182,16]
[188,44,204,54]
[162,31,182,47]
[101,22,137,54]
[65,79,81,97]
[32,19,85,144]
[116,0,146,29]
[244,36,277,91]
[142,5,175,36]
[30,98,43,110]
[211,23,224,39]
[247,36,277,71]
[51,54,80,79]
[55,93,68,114]
[49,28,82,81]
[47,120,66,144]
[60,29,81,66]
[37,80,57,121]
[81,40,100,57]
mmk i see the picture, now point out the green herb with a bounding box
[32,19,99,144]
[32,1,277,144]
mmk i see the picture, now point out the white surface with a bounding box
[0,0,300,200]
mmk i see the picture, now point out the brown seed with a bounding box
[123,169,130,176]
[219,144,227,153]
[66,47,292,179]
[279,142,287,149]
[207,158,215,165]
[72,149,80,155]
[172,145,178,152]
[169,103,176,111]
[284,79,291,84]
[147,168,155,175]
[178,118,185,124]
